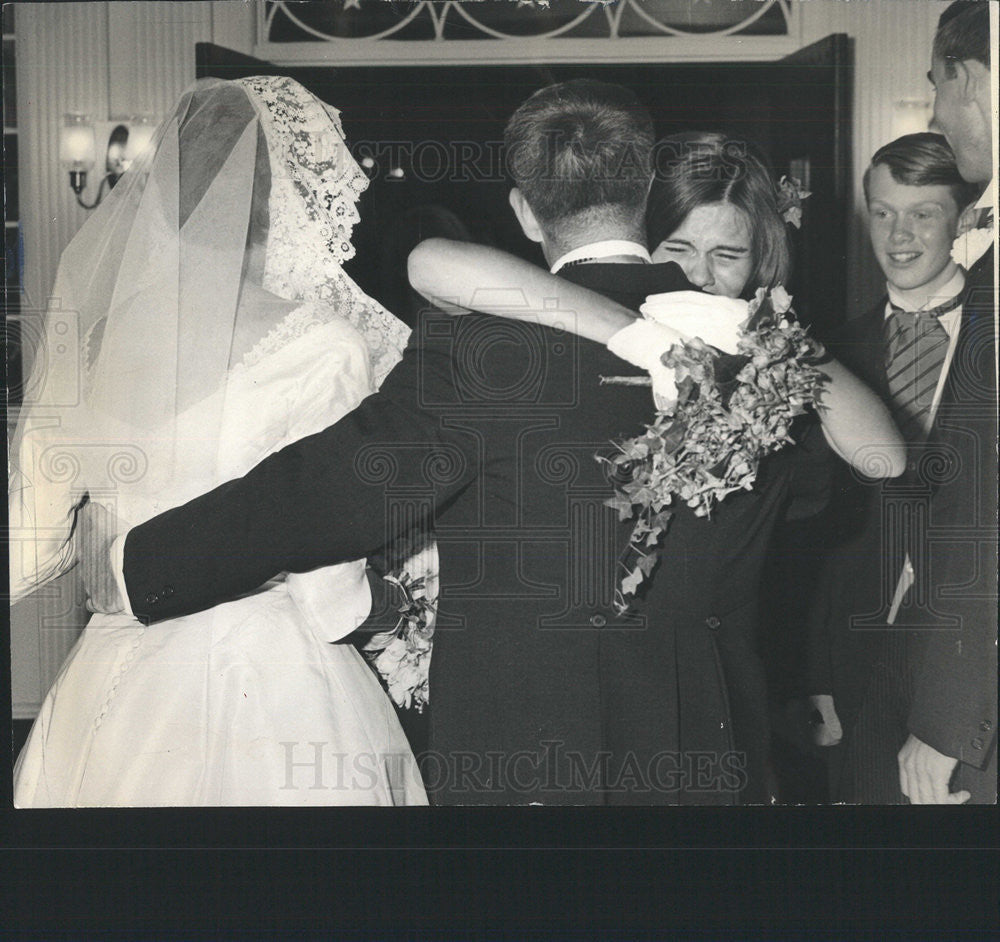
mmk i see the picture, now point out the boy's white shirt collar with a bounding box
[884,267,966,326]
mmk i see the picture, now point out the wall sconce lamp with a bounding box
[60,113,156,209]
[890,98,933,141]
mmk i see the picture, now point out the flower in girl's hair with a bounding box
[776,175,811,229]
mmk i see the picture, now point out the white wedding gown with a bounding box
[13,304,427,807]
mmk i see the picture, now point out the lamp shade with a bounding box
[123,115,156,165]
[890,99,932,140]
[59,114,96,171]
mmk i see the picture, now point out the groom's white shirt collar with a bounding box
[550,240,651,274]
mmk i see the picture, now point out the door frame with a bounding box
[252,0,806,66]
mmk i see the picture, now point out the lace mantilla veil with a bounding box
[9,77,411,601]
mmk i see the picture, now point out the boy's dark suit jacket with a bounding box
[810,246,997,803]
[122,262,820,805]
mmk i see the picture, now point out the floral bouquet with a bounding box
[361,529,438,712]
[599,286,826,613]
[362,569,436,712]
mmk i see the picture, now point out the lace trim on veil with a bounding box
[237,76,409,385]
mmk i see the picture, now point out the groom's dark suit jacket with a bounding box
[809,245,997,803]
[123,261,821,805]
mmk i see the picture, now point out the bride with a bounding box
[9,77,427,806]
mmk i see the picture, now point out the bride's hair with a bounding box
[647,132,791,294]
[178,83,258,229]
[177,83,271,272]
[247,128,271,250]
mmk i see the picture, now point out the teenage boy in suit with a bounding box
[815,0,996,805]
[805,132,981,800]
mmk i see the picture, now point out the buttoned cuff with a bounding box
[111,533,135,618]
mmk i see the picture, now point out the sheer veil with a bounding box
[9,77,410,602]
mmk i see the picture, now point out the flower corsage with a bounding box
[599,286,826,613]
[950,224,994,268]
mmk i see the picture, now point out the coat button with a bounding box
[705,616,721,630]
[144,592,159,605]
[971,737,984,750]
[161,585,175,598]
[589,614,607,628]
[981,720,993,732]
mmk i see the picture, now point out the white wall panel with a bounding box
[11,2,217,716]
[17,2,111,316]
[803,0,948,312]
[108,2,213,118]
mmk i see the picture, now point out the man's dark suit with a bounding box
[812,245,997,803]
[907,243,997,803]
[121,261,817,805]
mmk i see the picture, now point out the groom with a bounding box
[81,80,807,804]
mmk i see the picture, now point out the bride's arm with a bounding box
[407,238,638,343]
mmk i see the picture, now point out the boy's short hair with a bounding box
[863,133,982,210]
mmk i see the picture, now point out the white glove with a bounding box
[640,290,748,355]
[605,318,683,407]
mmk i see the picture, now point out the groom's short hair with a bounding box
[504,79,654,232]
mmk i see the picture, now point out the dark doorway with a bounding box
[197,37,852,336]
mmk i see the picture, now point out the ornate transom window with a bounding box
[256,0,802,63]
